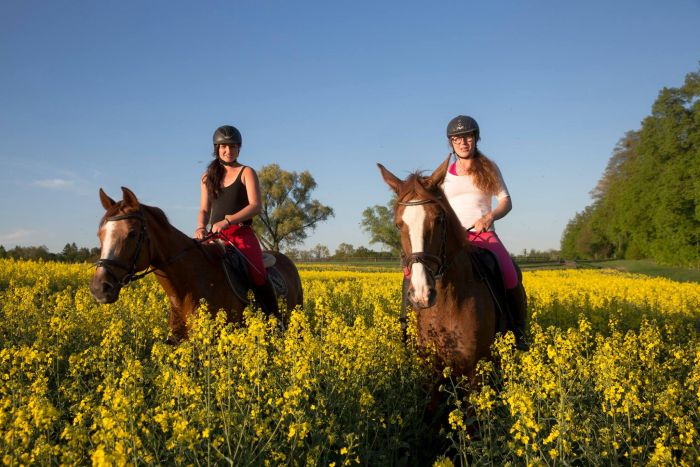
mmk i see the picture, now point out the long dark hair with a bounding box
[203,152,225,199]
[203,145,242,198]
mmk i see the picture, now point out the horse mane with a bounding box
[141,204,170,227]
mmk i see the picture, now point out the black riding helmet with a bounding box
[446,115,480,141]
[213,125,242,146]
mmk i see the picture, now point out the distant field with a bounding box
[580,259,700,283]
[299,258,700,283]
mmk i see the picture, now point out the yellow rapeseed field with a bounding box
[1,258,698,465]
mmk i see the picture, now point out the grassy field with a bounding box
[581,259,700,283]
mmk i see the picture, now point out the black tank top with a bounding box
[209,166,253,226]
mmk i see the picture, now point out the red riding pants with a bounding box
[219,224,267,286]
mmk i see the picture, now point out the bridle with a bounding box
[94,208,199,286]
[95,210,150,286]
[398,196,456,281]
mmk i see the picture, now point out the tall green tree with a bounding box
[561,66,700,267]
[253,164,334,252]
[360,196,401,255]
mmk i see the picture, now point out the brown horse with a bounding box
[379,157,508,383]
[90,187,303,343]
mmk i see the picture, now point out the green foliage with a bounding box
[360,195,401,255]
[0,243,100,263]
[561,66,700,267]
[253,164,334,252]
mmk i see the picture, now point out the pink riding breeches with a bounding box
[468,231,518,289]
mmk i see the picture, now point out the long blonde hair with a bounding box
[459,149,501,195]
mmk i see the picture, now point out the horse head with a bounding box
[378,156,465,309]
[90,187,151,304]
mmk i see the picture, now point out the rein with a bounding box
[95,209,201,286]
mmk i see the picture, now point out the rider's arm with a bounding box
[196,176,210,238]
[474,196,511,232]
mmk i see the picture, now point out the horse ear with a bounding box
[377,163,402,194]
[427,155,451,187]
[99,188,116,210]
[121,187,139,207]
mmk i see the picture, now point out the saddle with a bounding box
[469,247,511,335]
[218,243,288,305]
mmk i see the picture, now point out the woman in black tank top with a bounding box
[193,125,280,319]
[195,125,262,238]
[193,125,280,323]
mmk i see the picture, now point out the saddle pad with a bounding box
[222,247,251,304]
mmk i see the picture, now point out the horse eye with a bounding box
[127,230,137,238]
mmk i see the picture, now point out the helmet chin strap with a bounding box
[218,158,237,167]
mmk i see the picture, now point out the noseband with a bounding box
[95,210,149,286]
[398,197,451,280]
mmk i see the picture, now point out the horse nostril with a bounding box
[101,282,113,294]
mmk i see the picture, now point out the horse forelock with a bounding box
[397,172,440,204]
[99,201,138,227]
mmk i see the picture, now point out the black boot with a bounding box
[506,286,529,351]
[252,279,283,326]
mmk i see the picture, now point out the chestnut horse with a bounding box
[379,157,503,383]
[90,187,303,342]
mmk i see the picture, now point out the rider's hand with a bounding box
[194,227,207,240]
[211,220,229,234]
[474,214,494,233]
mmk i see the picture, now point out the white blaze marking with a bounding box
[99,222,120,263]
[402,202,431,306]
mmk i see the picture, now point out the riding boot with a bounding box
[400,277,411,343]
[252,279,283,326]
[506,286,529,351]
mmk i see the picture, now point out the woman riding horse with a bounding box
[195,125,279,321]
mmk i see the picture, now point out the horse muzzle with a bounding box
[90,273,121,304]
[408,286,437,309]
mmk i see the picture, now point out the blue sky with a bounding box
[1,0,698,255]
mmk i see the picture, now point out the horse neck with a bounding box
[142,208,197,267]
[441,210,477,283]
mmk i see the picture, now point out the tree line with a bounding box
[561,66,699,267]
[0,243,100,263]
[285,243,396,261]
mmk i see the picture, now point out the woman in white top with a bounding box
[441,115,527,348]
